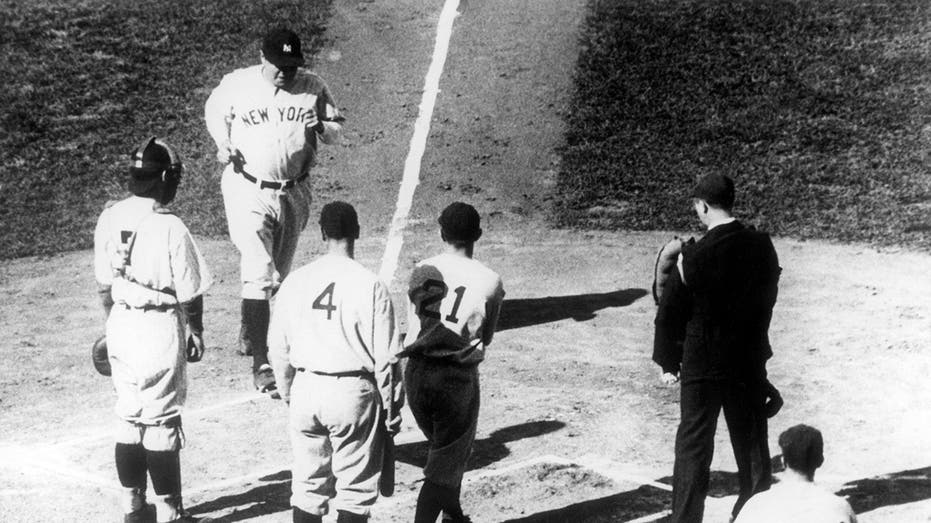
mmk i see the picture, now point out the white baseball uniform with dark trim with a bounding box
[204,65,342,299]
[268,253,403,516]
[93,196,211,450]
[403,252,504,486]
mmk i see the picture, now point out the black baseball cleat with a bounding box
[253,364,277,394]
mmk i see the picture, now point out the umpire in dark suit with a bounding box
[653,173,782,523]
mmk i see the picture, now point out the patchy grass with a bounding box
[555,0,931,248]
[0,0,332,259]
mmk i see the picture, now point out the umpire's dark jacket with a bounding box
[653,220,780,384]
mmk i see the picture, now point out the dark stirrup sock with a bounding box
[115,443,147,489]
[293,507,323,523]
[242,298,270,371]
[146,449,181,496]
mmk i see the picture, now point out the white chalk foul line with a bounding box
[44,390,265,450]
[378,0,461,284]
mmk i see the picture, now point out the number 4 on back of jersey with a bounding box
[313,282,337,320]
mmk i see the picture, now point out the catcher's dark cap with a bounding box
[128,137,181,195]
[692,173,735,209]
[262,27,304,68]
[439,202,482,243]
[778,424,824,472]
[320,201,360,240]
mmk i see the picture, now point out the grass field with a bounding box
[2,0,931,259]
[1,0,930,521]
[0,0,332,259]
[554,0,931,249]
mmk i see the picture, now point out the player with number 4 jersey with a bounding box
[402,202,505,523]
[268,202,403,523]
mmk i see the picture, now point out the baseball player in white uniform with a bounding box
[94,137,212,523]
[402,202,505,523]
[268,202,404,523]
[204,26,343,394]
[735,424,858,523]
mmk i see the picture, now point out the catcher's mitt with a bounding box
[652,237,685,305]
[92,335,111,376]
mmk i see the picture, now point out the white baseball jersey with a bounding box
[734,479,857,523]
[268,253,403,407]
[204,65,343,299]
[204,65,342,182]
[404,252,505,365]
[94,196,211,424]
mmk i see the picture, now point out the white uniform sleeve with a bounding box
[268,281,296,402]
[93,208,114,286]
[314,80,343,145]
[169,220,212,303]
[372,280,403,430]
[482,277,505,346]
[204,74,235,149]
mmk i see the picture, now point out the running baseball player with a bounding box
[204,26,344,394]
[94,137,212,523]
[402,202,505,523]
[268,202,404,523]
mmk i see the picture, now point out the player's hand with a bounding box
[303,109,324,135]
[216,142,240,165]
[186,331,205,363]
[660,370,679,385]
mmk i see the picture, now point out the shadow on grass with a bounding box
[187,470,292,522]
[396,419,566,471]
[186,420,565,521]
[838,465,931,514]
[497,288,647,332]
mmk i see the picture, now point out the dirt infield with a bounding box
[1,0,929,521]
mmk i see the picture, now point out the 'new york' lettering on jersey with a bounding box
[204,65,342,181]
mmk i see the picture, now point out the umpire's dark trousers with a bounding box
[670,379,771,523]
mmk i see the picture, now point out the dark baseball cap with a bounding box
[692,173,735,209]
[778,424,824,472]
[262,27,304,68]
[320,201,360,240]
[439,202,482,243]
[128,137,180,195]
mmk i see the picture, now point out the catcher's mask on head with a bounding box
[128,136,183,203]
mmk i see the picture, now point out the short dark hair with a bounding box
[438,202,482,243]
[319,201,360,240]
[778,424,824,474]
[692,173,735,210]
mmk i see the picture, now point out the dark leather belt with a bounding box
[119,302,176,312]
[240,171,308,190]
[297,368,374,380]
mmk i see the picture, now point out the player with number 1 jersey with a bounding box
[402,202,505,523]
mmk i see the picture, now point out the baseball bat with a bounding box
[380,431,395,497]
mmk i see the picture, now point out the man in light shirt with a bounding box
[268,202,403,523]
[204,27,344,395]
[94,137,212,523]
[735,424,857,523]
[402,202,505,523]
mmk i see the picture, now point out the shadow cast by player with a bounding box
[185,470,292,522]
[837,465,931,514]
[502,484,671,523]
[497,288,648,331]
[396,419,565,471]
